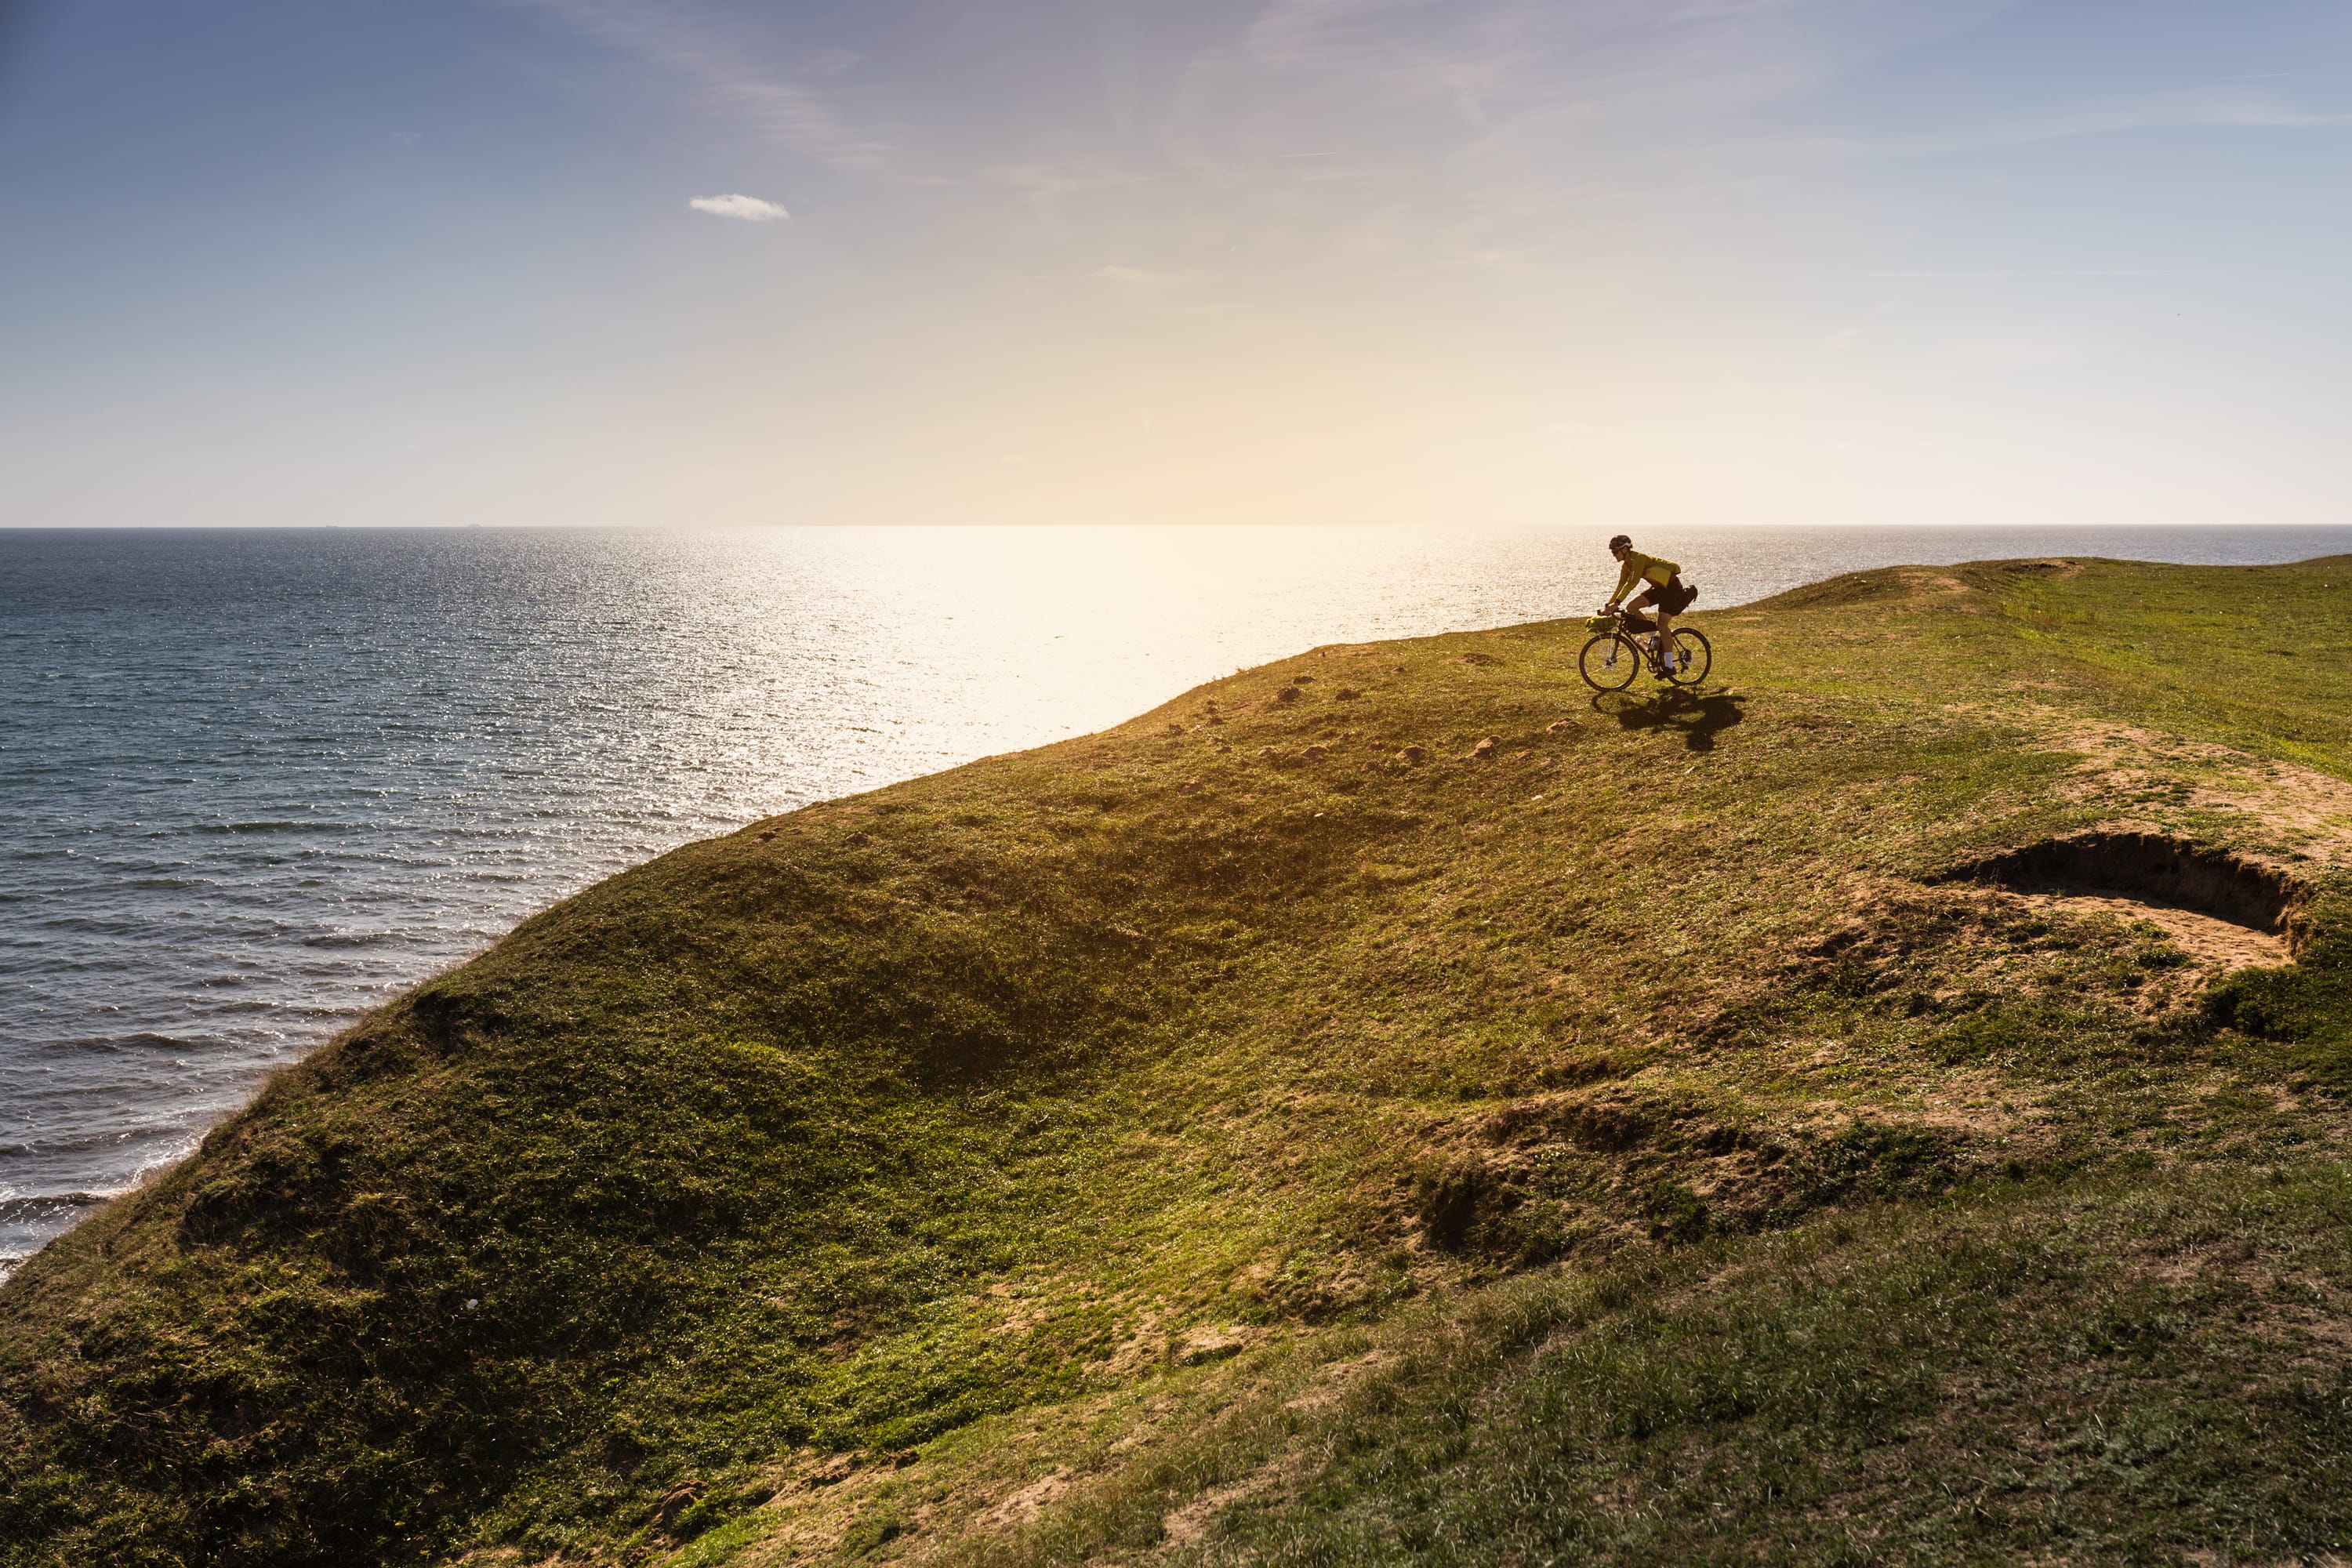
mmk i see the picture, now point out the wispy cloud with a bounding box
[1238,0,2007,124]
[1131,0,2020,281]
[982,162,1153,216]
[1852,85,2352,156]
[690,194,789,222]
[502,0,893,169]
[1936,334,2082,372]
[1091,264,1186,292]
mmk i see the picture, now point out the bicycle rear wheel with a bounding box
[1579,632,1639,691]
[1665,627,1711,686]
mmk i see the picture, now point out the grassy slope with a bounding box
[2,557,2350,1568]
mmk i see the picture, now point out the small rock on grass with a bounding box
[1472,737,1499,758]
[1396,745,1428,764]
[1301,745,1329,761]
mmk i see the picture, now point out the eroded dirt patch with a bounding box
[2010,889,2288,971]
[1935,830,2303,956]
[975,1465,1079,1531]
[2049,721,2352,866]
[1160,1454,1306,1549]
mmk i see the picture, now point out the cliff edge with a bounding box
[5,557,2351,1566]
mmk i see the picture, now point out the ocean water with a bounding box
[5,523,2349,1273]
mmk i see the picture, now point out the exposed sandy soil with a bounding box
[1282,1348,1401,1414]
[2009,887,2291,971]
[2052,721,2352,866]
[1157,1453,1305,1550]
[974,1465,1078,1532]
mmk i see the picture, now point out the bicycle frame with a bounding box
[1580,608,1708,690]
[1600,610,1669,669]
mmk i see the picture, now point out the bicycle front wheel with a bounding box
[1579,633,1639,691]
[1665,627,1711,686]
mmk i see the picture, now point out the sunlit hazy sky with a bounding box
[3,2,2349,529]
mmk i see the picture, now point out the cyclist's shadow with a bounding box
[1590,688,1747,752]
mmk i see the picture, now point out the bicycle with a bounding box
[1577,608,1711,691]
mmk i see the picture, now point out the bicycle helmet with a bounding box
[1607,533,1632,550]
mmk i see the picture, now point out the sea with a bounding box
[5,523,2349,1275]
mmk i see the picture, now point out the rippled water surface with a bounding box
[5,523,2348,1271]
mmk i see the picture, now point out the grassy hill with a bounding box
[4,556,2351,1568]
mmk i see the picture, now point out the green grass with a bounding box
[981,1161,2352,1567]
[3,556,2350,1568]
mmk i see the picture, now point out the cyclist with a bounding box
[1602,534,1695,679]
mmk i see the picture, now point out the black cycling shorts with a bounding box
[1637,575,1697,614]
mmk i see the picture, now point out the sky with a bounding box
[2,0,2349,530]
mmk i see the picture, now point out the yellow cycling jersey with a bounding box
[1610,550,1681,603]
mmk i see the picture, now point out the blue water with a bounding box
[5,523,2348,1272]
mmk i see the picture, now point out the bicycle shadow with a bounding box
[1590,688,1747,752]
